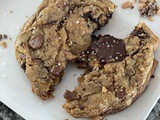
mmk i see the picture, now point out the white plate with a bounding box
[0,0,160,120]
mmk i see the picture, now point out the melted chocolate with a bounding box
[89,35,127,63]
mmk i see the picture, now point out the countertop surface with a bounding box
[0,100,160,120]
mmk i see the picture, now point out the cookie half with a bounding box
[15,0,116,100]
[63,22,159,118]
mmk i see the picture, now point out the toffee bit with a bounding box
[102,86,107,93]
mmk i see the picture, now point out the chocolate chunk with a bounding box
[64,90,74,101]
[0,34,2,40]
[21,62,26,70]
[115,88,126,98]
[131,28,150,39]
[4,34,8,39]
[50,64,63,76]
[29,34,43,50]
[151,75,155,78]
[89,35,127,64]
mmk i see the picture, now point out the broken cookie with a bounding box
[63,22,159,119]
[15,0,116,100]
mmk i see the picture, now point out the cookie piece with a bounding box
[63,22,159,118]
[139,0,159,17]
[15,0,116,100]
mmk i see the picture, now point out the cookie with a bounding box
[15,0,116,100]
[63,22,159,118]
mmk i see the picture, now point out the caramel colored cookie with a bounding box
[63,22,159,118]
[15,0,116,100]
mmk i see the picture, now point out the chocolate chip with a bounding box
[115,88,126,98]
[131,28,149,39]
[151,75,155,78]
[107,12,113,19]
[0,34,2,40]
[21,62,26,70]
[130,5,134,9]
[50,64,63,76]
[79,104,85,110]
[83,12,100,29]
[4,34,8,39]
[83,11,92,20]
[64,90,74,101]
[89,35,127,64]
[29,34,43,50]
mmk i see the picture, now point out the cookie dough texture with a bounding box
[63,22,159,118]
[15,0,116,100]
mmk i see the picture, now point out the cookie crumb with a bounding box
[122,1,134,9]
[122,0,160,21]
[0,34,2,40]
[157,9,160,15]
[64,90,74,101]
[0,41,7,48]
[148,16,153,21]
[3,34,8,39]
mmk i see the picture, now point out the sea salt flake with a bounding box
[76,21,80,24]
[115,56,119,60]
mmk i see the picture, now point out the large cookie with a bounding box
[63,22,159,118]
[15,0,116,100]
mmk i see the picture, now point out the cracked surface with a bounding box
[15,0,116,100]
[63,22,159,118]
